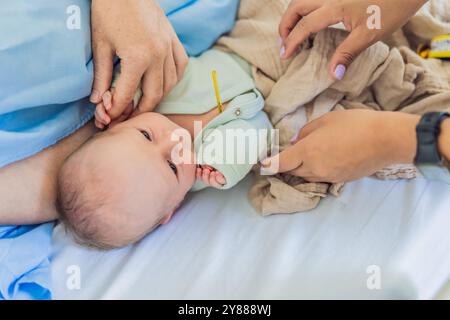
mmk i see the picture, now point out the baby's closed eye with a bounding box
[138,129,178,177]
[140,130,152,141]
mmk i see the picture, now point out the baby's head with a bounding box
[57,113,196,249]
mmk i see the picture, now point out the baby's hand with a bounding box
[94,90,134,129]
[196,165,227,189]
[94,91,112,129]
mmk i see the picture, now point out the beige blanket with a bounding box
[216,0,450,215]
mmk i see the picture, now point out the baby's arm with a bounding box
[195,112,272,191]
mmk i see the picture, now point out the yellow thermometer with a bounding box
[212,70,224,113]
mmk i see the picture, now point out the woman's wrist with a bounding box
[388,113,450,165]
[381,112,420,164]
[438,118,450,162]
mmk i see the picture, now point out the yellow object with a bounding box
[420,48,431,59]
[418,35,450,59]
[432,35,450,42]
[212,70,224,113]
[429,35,450,59]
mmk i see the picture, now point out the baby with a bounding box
[57,49,273,249]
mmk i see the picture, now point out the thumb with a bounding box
[91,45,114,104]
[291,116,325,144]
[261,143,305,174]
[329,28,369,80]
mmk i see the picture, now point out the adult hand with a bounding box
[262,110,421,183]
[279,0,427,79]
[90,0,188,121]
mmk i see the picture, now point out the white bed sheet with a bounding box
[51,175,450,299]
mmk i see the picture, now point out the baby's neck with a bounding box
[166,102,229,139]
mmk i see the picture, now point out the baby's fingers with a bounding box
[202,168,212,185]
[209,172,226,189]
[214,172,227,186]
[196,167,203,180]
[95,103,111,128]
[102,90,112,111]
[95,119,105,130]
[202,165,214,172]
[283,6,339,59]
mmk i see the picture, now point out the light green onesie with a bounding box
[130,49,273,191]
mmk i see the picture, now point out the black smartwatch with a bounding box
[415,112,450,183]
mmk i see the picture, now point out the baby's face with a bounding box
[81,113,196,245]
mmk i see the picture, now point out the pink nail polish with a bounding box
[280,46,286,58]
[278,37,283,47]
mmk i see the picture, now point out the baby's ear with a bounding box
[161,203,181,225]
[161,213,172,225]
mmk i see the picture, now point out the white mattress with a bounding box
[51,175,450,299]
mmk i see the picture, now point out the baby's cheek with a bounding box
[185,164,197,185]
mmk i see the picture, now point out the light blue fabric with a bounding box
[0,224,54,300]
[0,0,239,300]
[0,0,95,168]
[158,0,240,56]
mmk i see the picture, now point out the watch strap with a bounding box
[415,112,450,164]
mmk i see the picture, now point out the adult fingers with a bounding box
[135,62,164,115]
[279,6,302,41]
[283,6,340,59]
[110,59,146,119]
[261,142,305,174]
[279,0,324,40]
[290,116,325,145]
[298,175,325,183]
[172,38,189,80]
[110,102,134,126]
[91,44,114,104]
[135,52,177,115]
[163,53,178,97]
[121,102,134,120]
[329,27,372,80]
[288,162,312,178]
